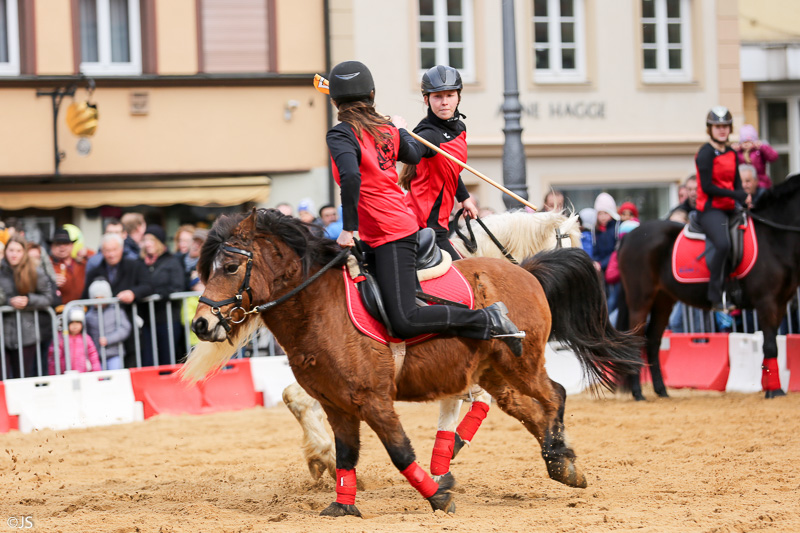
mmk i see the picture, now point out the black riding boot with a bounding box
[485,302,525,357]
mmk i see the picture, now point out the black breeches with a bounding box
[434,228,462,262]
[372,234,489,340]
[697,208,731,302]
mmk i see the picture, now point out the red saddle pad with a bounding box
[671,217,758,283]
[343,265,475,346]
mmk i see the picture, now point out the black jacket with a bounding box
[140,253,185,324]
[83,257,153,302]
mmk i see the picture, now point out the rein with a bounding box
[748,211,800,233]
[201,244,350,333]
[453,208,519,264]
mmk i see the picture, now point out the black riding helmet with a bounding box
[421,65,463,95]
[329,60,375,104]
[706,106,733,127]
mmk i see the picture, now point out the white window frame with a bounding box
[532,0,586,84]
[418,0,475,83]
[641,0,692,83]
[0,0,20,76]
[79,0,142,76]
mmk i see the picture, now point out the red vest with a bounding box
[332,126,418,247]
[405,131,467,229]
[696,148,738,211]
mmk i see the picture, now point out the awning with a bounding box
[0,176,271,210]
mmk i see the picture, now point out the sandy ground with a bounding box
[1,386,799,533]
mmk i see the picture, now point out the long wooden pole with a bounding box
[406,130,538,211]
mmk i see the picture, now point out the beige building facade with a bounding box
[0,0,330,245]
[330,0,745,217]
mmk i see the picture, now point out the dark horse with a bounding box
[184,209,641,517]
[619,174,800,400]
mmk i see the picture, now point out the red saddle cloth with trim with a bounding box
[671,217,758,283]
[343,265,475,346]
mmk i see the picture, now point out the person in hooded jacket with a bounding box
[138,225,185,367]
[398,65,478,260]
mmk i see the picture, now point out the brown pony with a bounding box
[183,209,641,517]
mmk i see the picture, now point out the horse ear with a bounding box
[237,208,258,240]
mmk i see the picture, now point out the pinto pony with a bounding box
[285,210,582,480]
[184,209,640,517]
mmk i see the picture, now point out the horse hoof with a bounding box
[633,392,646,402]
[308,459,329,480]
[655,389,669,398]
[427,472,456,514]
[764,389,787,399]
[451,433,467,459]
[546,457,588,488]
[320,502,362,517]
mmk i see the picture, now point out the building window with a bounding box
[199,0,273,73]
[0,0,20,75]
[532,0,585,83]
[80,0,142,75]
[641,0,691,83]
[418,0,475,82]
[761,98,799,185]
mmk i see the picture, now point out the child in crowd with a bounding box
[578,207,596,258]
[48,307,101,374]
[618,201,640,222]
[85,279,131,370]
[731,124,779,189]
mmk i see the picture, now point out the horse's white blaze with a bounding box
[180,318,260,383]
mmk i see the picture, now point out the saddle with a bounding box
[672,210,758,284]
[345,228,473,343]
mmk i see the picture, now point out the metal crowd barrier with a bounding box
[2,292,281,380]
[0,306,60,380]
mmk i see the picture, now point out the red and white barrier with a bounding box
[662,333,730,391]
[544,343,590,395]
[248,355,297,407]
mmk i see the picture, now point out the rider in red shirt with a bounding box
[694,106,752,312]
[399,65,478,260]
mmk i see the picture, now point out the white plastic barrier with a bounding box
[4,373,84,433]
[248,355,297,407]
[78,370,144,427]
[544,342,590,395]
[4,370,144,433]
[726,333,790,393]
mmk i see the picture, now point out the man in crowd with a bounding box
[49,227,87,305]
[85,218,127,276]
[739,164,764,204]
[121,212,146,260]
[668,175,697,223]
[318,204,342,239]
[83,233,153,367]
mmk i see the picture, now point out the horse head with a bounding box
[191,208,298,343]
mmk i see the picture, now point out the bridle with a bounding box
[199,243,350,334]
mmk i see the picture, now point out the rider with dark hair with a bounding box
[325,59,524,505]
[398,65,478,261]
[694,106,752,312]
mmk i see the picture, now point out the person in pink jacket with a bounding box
[48,307,101,374]
[731,124,779,189]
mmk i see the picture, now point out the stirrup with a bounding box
[491,331,527,339]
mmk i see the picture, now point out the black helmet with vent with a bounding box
[329,61,375,104]
[706,106,733,126]
[421,65,463,95]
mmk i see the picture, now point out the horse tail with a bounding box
[522,248,643,390]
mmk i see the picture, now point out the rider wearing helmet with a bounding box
[694,106,752,312]
[324,59,524,511]
[399,65,478,261]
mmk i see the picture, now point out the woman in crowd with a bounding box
[0,235,54,378]
[139,225,185,366]
[398,65,478,260]
[731,124,779,189]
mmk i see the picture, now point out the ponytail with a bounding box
[336,100,393,148]
[398,163,416,190]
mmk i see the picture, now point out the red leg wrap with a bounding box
[430,431,455,476]
[761,358,781,391]
[456,401,489,442]
[401,462,438,499]
[335,468,357,506]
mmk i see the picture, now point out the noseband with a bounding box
[199,243,351,335]
[198,245,254,333]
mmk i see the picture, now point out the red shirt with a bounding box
[695,143,745,212]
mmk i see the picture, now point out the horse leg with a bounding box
[282,382,336,480]
[361,398,456,514]
[431,388,492,479]
[645,294,674,398]
[627,299,655,401]
[318,407,363,517]
[760,323,787,399]
[482,360,587,488]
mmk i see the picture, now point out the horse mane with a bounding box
[198,208,346,283]
[753,173,800,211]
[451,210,582,260]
